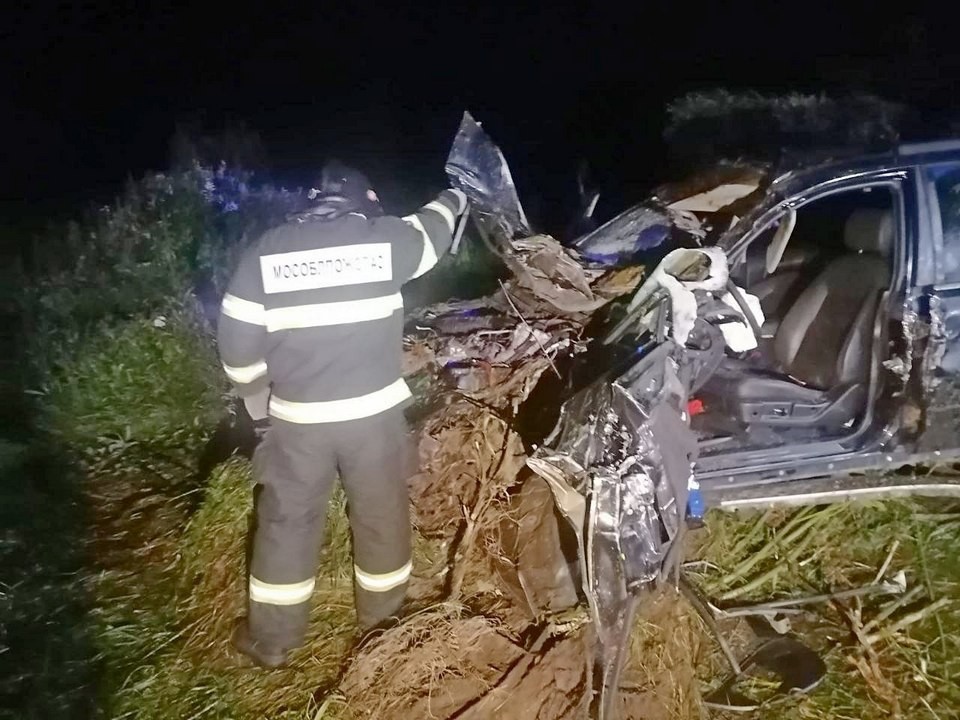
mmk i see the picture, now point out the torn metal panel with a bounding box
[917,292,960,451]
[517,232,763,716]
[527,340,700,720]
[445,111,531,243]
[571,204,680,265]
[571,163,772,267]
[667,182,760,213]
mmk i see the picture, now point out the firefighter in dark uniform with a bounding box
[218,161,466,667]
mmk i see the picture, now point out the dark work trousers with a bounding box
[247,409,413,649]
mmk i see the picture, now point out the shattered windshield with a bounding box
[571,163,770,266]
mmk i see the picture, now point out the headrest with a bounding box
[844,208,893,256]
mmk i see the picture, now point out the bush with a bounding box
[19,163,305,470]
[42,311,225,464]
[22,166,303,356]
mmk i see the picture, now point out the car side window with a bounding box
[929,163,960,283]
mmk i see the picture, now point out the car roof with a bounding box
[771,139,960,197]
[897,138,960,158]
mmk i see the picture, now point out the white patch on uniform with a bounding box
[265,293,403,331]
[260,243,392,294]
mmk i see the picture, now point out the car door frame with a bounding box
[696,165,928,495]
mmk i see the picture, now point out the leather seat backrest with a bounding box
[773,208,892,388]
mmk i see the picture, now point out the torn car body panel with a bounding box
[916,292,960,452]
[524,251,728,719]
[572,162,770,266]
[445,111,531,244]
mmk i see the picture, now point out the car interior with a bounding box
[693,186,897,455]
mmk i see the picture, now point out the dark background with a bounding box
[3,2,958,233]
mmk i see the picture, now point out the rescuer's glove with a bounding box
[243,389,270,423]
[252,417,271,441]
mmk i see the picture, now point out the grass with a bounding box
[81,414,960,719]
[92,457,359,720]
[684,498,960,719]
[0,440,99,720]
[22,311,960,719]
[614,498,960,720]
[15,318,960,719]
[38,312,221,452]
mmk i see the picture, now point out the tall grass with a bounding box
[44,312,223,462]
[0,441,98,720]
[691,499,960,719]
[97,459,357,720]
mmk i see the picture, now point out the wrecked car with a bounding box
[439,113,960,717]
[468,130,960,512]
[561,137,960,511]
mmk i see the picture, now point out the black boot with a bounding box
[231,618,289,669]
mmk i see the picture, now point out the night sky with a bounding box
[4,2,959,229]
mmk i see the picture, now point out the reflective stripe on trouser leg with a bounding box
[353,560,411,630]
[249,576,315,605]
[248,424,338,649]
[354,560,413,592]
[335,410,414,629]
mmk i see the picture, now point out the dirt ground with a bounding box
[337,588,709,720]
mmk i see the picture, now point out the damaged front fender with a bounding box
[528,344,697,719]
[523,246,731,718]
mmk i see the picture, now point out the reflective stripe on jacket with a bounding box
[217,189,465,422]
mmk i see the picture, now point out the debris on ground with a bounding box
[331,112,786,718]
[341,604,593,720]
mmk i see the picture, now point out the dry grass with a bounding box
[626,497,960,720]
[340,604,522,718]
[83,430,960,720]
[618,588,709,720]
